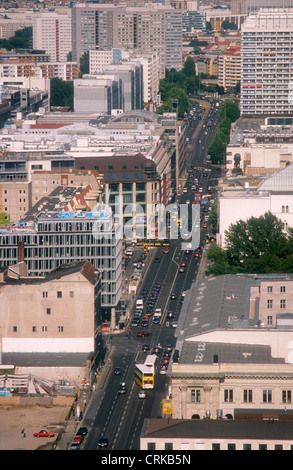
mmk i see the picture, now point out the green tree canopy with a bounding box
[50,78,74,110]
[206,212,293,276]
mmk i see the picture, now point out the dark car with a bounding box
[170,293,177,300]
[154,257,160,263]
[76,426,88,437]
[98,437,109,448]
[114,367,122,375]
[118,382,127,394]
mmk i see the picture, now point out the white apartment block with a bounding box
[89,49,159,104]
[33,11,72,62]
[241,8,293,116]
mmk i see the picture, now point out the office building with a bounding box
[71,3,182,79]
[240,8,293,117]
[0,193,122,309]
[74,76,122,114]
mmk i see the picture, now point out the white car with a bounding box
[139,390,146,399]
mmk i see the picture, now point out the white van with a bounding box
[136,298,144,310]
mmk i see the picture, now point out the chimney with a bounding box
[18,241,25,263]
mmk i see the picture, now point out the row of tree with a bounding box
[206,212,293,275]
[207,99,240,164]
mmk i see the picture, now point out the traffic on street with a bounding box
[70,95,222,451]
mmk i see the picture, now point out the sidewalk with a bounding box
[57,354,112,450]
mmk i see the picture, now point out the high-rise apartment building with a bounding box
[71,3,182,79]
[240,8,293,117]
[33,11,72,62]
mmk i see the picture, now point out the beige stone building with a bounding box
[0,181,31,225]
[0,260,102,356]
[30,169,103,207]
[168,274,293,421]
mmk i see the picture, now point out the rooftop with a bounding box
[141,418,293,440]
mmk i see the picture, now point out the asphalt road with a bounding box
[79,98,221,451]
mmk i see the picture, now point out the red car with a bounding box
[163,248,169,254]
[72,435,83,443]
[137,331,151,337]
[202,223,208,229]
[194,251,200,257]
[34,429,55,438]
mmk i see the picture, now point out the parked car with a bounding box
[34,429,55,438]
[76,426,88,436]
[76,426,88,437]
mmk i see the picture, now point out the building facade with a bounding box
[240,8,293,116]
[0,206,122,309]
[0,260,102,354]
[71,3,182,79]
[33,11,72,62]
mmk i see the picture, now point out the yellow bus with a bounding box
[134,354,157,389]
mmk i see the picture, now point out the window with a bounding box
[228,444,236,450]
[32,326,37,332]
[58,326,64,333]
[147,442,156,450]
[243,389,253,403]
[282,390,291,403]
[259,444,267,450]
[165,443,173,450]
[267,316,273,325]
[280,299,286,309]
[243,444,251,450]
[263,389,272,403]
[57,291,62,298]
[191,389,201,403]
[13,326,17,332]
[43,291,48,298]
[267,299,273,309]
[212,443,220,450]
[46,308,51,315]
[280,286,286,293]
[70,291,74,298]
[224,389,233,402]
[267,286,273,292]
[42,326,47,332]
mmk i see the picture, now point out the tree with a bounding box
[225,212,289,271]
[182,57,195,77]
[50,78,74,110]
[79,51,89,77]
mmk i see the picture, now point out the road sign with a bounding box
[162,398,172,414]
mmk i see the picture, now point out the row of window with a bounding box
[147,442,292,451]
[43,291,74,299]
[190,388,292,404]
[13,325,64,333]
[267,299,286,308]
